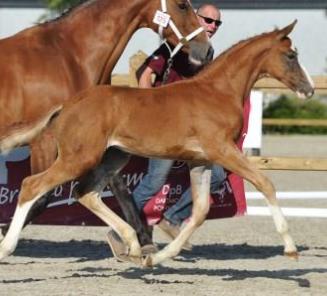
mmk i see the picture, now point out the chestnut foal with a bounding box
[0,21,314,266]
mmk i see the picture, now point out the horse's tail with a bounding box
[0,105,63,154]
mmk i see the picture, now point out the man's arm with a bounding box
[138,66,155,88]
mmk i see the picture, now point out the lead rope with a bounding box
[162,57,173,85]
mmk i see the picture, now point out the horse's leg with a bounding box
[0,192,53,237]
[206,142,298,258]
[1,134,58,237]
[76,147,153,246]
[0,159,75,260]
[143,164,212,267]
[77,189,142,260]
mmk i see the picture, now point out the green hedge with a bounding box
[263,95,327,134]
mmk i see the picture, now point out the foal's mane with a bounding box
[219,30,274,59]
[194,28,277,80]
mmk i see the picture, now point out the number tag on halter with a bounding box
[153,10,171,28]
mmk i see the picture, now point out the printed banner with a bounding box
[0,152,245,226]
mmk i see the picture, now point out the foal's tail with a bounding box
[0,105,63,154]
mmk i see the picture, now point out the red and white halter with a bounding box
[153,0,205,58]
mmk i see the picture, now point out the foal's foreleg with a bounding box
[0,160,74,260]
[209,143,297,258]
[143,165,211,267]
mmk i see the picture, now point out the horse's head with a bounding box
[145,0,211,65]
[261,20,314,99]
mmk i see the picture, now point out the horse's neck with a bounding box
[54,0,145,84]
[204,37,272,105]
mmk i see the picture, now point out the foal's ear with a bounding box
[276,20,297,39]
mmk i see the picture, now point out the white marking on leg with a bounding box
[0,197,38,260]
[146,169,212,266]
[198,169,211,214]
[268,204,297,253]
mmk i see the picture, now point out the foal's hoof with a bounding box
[284,251,299,260]
[0,246,12,261]
[106,229,128,262]
[126,255,143,266]
[0,225,9,238]
[142,254,154,268]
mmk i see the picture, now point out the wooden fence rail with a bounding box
[262,118,327,126]
[248,156,327,171]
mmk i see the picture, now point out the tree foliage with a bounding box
[263,95,327,134]
[44,0,81,13]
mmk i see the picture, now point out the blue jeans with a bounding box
[133,158,174,211]
[132,158,226,226]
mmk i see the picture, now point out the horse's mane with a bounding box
[218,29,276,60]
[193,28,278,80]
[40,0,96,25]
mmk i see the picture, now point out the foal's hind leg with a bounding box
[76,147,152,252]
[77,190,142,260]
[0,159,75,260]
[208,142,298,258]
[143,165,212,267]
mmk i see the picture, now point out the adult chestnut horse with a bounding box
[0,0,210,241]
[0,21,314,265]
[0,0,209,173]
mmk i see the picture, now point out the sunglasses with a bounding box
[197,15,222,27]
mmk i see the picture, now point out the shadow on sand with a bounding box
[2,238,311,262]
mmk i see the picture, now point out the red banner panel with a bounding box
[0,153,246,226]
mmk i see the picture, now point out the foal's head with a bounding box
[145,0,211,65]
[260,20,314,98]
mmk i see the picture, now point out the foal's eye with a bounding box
[178,2,188,10]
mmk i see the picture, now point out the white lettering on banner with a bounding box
[168,185,182,197]
[155,197,166,204]
[68,181,79,202]
[0,187,19,205]
[153,204,165,212]
[124,172,144,187]
[0,147,30,184]
[53,185,64,197]
[162,184,170,195]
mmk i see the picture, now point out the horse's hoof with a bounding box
[106,229,129,262]
[0,225,8,238]
[284,251,299,260]
[0,246,11,260]
[142,254,154,268]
